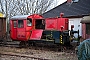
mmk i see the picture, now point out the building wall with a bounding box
[0,17,6,40]
[82,24,86,39]
[0,13,6,40]
[69,18,82,38]
[82,23,90,39]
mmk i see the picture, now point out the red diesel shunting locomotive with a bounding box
[10,13,79,46]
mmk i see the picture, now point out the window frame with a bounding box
[13,20,17,28]
[27,18,32,26]
[18,20,24,28]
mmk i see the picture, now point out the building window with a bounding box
[86,23,90,34]
[18,20,24,28]
[13,21,17,28]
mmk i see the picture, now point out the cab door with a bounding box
[17,20,26,40]
[30,19,44,40]
[10,20,17,40]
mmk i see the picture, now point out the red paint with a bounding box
[57,18,68,31]
[10,14,43,41]
[30,29,43,40]
[10,20,17,40]
[45,18,57,30]
[45,18,68,31]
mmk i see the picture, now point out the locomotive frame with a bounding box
[10,13,80,46]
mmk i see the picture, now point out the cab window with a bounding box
[27,18,32,26]
[35,19,45,29]
[13,20,17,28]
[18,20,24,28]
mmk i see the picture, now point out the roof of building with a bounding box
[43,0,90,18]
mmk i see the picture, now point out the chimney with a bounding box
[67,0,72,3]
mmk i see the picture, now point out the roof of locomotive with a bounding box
[10,15,30,20]
[10,14,44,20]
[11,14,68,21]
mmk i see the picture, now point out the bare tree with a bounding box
[0,0,54,18]
[18,0,54,15]
[0,0,54,33]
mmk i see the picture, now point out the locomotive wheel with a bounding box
[28,41,36,46]
[19,41,29,47]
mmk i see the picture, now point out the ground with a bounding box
[0,46,78,60]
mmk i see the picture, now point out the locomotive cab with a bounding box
[10,15,32,41]
[10,14,44,41]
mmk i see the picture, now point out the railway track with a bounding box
[0,51,50,60]
[0,40,78,60]
[0,40,59,52]
[0,39,76,52]
[0,40,52,60]
[0,40,20,47]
